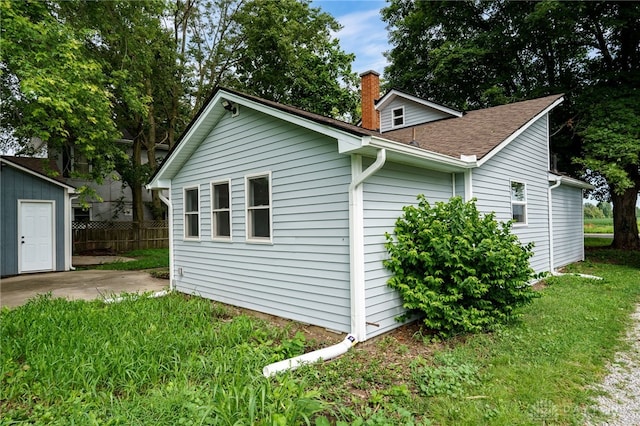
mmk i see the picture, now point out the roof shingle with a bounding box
[381,94,563,159]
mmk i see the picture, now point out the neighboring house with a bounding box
[50,134,169,222]
[1,156,75,277]
[147,71,591,342]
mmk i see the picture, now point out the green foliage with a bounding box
[233,0,359,119]
[382,0,640,248]
[411,353,479,398]
[0,0,123,181]
[0,294,323,424]
[584,203,605,219]
[92,248,169,270]
[384,196,539,337]
[303,248,640,424]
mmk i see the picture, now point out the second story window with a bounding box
[392,107,405,127]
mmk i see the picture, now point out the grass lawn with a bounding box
[91,248,169,271]
[584,217,640,234]
[2,246,639,424]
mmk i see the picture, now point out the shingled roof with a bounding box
[381,94,564,160]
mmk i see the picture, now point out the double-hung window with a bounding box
[184,186,200,239]
[510,181,527,224]
[246,173,271,242]
[211,180,231,240]
[392,107,405,127]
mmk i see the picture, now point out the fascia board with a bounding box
[222,92,367,144]
[477,97,564,167]
[375,90,463,117]
[1,159,76,192]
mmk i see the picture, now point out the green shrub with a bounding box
[384,196,539,337]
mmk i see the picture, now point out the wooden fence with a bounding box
[72,220,169,254]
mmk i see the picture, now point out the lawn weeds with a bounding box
[3,247,639,425]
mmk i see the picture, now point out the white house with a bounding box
[147,71,591,342]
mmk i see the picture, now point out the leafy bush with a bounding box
[384,196,539,337]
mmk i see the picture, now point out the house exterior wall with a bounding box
[170,108,353,332]
[552,184,585,268]
[380,98,451,132]
[363,161,454,338]
[0,165,66,276]
[472,115,551,273]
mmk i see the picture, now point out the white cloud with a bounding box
[331,7,389,74]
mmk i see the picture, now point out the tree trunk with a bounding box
[611,186,640,250]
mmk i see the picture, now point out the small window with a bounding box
[511,181,527,224]
[73,207,91,222]
[211,180,231,240]
[184,187,200,239]
[246,173,271,242]
[392,107,404,127]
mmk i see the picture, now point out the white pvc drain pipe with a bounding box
[263,334,357,377]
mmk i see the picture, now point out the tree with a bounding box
[584,204,605,220]
[0,0,124,188]
[382,0,640,250]
[232,0,359,118]
[597,201,613,219]
[56,0,181,221]
[175,0,359,119]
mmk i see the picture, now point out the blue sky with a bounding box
[312,0,389,75]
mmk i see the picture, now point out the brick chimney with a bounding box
[360,70,380,131]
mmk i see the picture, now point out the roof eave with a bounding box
[476,96,564,167]
[375,89,463,117]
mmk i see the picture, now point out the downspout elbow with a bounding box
[349,148,386,192]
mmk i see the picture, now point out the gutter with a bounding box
[262,148,387,377]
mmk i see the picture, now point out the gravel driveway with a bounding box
[588,304,640,425]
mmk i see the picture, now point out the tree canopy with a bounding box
[2,0,359,220]
[382,0,640,249]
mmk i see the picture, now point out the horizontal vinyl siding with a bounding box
[552,185,585,268]
[171,108,352,332]
[0,166,66,276]
[473,115,551,273]
[363,161,454,338]
[380,98,451,132]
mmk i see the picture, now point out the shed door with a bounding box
[19,201,55,273]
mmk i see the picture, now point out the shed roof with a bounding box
[381,94,564,160]
[1,156,74,189]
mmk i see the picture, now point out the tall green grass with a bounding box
[0,294,322,424]
[304,248,640,424]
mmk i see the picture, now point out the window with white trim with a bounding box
[184,187,200,238]
[211,180,231,239]
[392,107,405,127]
[510,181,527,224]
[246,173,271,241]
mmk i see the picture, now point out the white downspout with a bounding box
[349,148,386,342]
[68,194,79,271]
[548,177,562,273]
[158,192,175,292]
[262,148,386,378]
